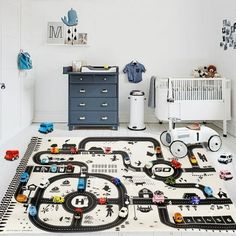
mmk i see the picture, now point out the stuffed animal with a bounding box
[192,66,208,78]
[192,65,221,78]
[207,65,221,78]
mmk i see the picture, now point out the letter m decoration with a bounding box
[47,22,65,44]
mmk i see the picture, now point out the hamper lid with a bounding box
[130,90,145,96]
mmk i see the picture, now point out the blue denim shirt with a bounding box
[123,62,146,83]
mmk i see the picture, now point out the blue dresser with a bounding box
[63,66,119,130]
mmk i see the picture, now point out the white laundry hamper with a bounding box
[128,90,146,131]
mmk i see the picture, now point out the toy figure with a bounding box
[61,8,78,27]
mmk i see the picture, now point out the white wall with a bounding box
[25,0,217,123]
[0,0,34,145]
[209,0,236,136]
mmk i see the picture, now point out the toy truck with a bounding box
[38,122,54,134]
[4,150,19,161]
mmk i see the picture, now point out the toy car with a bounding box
[104,147,112,154]
[20,172,29,183]
[170,159,182,169]
[190,196,200,204]
[124,156,131,165]
[66,163,74,173]
[28,205,37,216]
[16,194,28,203]
[190,156,198,164]
[50,164,58,173]
[173,212,183,223]
[219,170,233,180]
[218,154,233,164]
[4,150,19,161]
[160,125,222,158]
[74,208,83,219]
[152,190,165,204]
[204,186,213,197]
[156,146,162,154]
[112,177,121,186]
[40,156,49,164]
[98,197,107,205]
[52,196,65,203]
[51,147,59,154]
[165,176,176,185]
[39,178,50,188]
[118,207,128,218]
[70,147,78,154]
[145,161,153,169]
[38,122,54,134]
[77,178,86,191]
[58,166,65,173]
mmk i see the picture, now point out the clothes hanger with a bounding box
[131,60,137,65]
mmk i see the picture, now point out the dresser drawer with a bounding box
[70,98,117,111]
[70,84,117,97]
[70,75,94,83]
[69,111,118,124]
[94,75,117,84]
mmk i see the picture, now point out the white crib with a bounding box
[155,77,231,136]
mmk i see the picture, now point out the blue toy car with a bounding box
[38,122,54,134]
[20,172,29,183]
[190,196,200,204]
[28,205,37,216]
[50,164,58,173]
[112,177,121,186]
[40,156,49,164]
[204,186,213,197]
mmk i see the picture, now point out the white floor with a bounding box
[0,122,236,236]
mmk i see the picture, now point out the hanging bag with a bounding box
[18,51,33,70]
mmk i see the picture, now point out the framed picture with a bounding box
[47,22,65,44]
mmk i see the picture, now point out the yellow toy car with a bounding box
[52,196,64,203]
[190,155,198,164]
[174,212,183,223]
[16,194,28,203]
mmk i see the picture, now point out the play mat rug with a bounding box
[0,136,236,234]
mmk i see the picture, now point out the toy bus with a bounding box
[77,178,86,191]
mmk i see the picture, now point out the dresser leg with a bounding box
[69,125,73,131]
[112,126,118,130]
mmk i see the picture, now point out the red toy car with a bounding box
[171,159,182,169]
[4,150,19,161]
[70,147,78,154]
[66,163,75,173]
[74,208,83,219]
[104,147,112,154]
[98,197,107,205]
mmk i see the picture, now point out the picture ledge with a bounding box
[46,43,90,47]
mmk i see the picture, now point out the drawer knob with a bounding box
[101,89,108,93]
[79,103,86,107]
[80,89,86,93]
[79,116,86,120]
[103,78,107,81]
[101,103,108,107]
[80,78,83,81]
[101,116,108,120]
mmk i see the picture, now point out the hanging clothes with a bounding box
[123,61,146,83]
[148,76,157,108]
